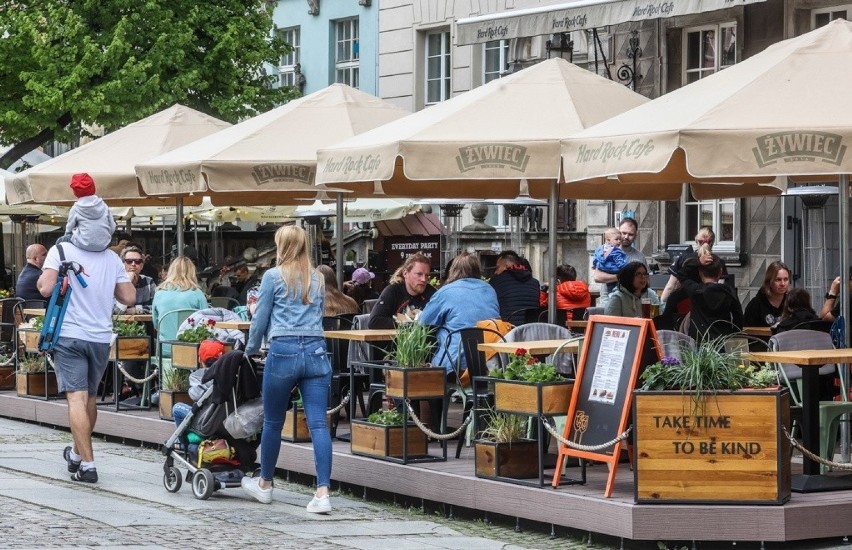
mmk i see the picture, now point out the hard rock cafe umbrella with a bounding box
[562,18,852,340]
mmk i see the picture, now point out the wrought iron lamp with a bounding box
[545,32,573,61]
[617,30,643,90]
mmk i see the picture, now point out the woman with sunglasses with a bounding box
[151,257,208,357]
[604,261,660,318]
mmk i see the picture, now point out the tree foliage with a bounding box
[0,0,298,168]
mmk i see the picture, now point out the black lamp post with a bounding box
[545,32,574,61]
[617,30,643,90]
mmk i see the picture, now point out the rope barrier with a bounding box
[781,425,852,471]
[541,417,632,452]
[116,362,159,385]
[404,399,472,441]
[326,392,350,415]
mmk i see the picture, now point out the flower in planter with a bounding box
[367,408,404,426]
[112,319,147,337]
[0,289,10,298]
[177,317,216,343]
[489,348,564,382]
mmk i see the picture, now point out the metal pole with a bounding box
[548,180,558,324]
[176,197,184,255]
[839,174,850,462]
[161,215,166,265]
[336,193,344,286]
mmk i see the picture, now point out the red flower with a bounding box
[207,319,216,327]
[527,357,537,365]
[514,348,527,356]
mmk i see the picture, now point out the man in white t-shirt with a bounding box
[38,242,135,483]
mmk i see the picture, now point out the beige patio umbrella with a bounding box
[7,104,230,207]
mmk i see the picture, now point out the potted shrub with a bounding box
[111,319,150,361]
[18,315,43,353]
[158,366,192,421]
[488,348,574,415]
[16,352,58,397]
[383,323,444,400]
[171,318,222,369]
[350,407,428,459]
[474,410,538,479]
[633,335,791,505]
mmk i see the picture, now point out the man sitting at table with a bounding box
[368,252,436,329]
[114,245,157,314]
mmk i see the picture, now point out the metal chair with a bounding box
[502,322,574,376]
[504,307,542,327]
[324,313,366,437]
[655,330,696,362]
[769,329,852,472]
[209,296,241,310]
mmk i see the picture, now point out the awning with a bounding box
[456,0,767,45]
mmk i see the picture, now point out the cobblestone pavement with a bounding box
[2,417,852,550]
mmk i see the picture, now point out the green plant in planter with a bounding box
[367,408,404,426]
[160,366,191,391]
[386,323,434,368]
[743,364,779,388]
[113,319,147,337]
[479,409,527,444]
[488,348,565,382]
[17,353,45,373]
[26,315,44,331]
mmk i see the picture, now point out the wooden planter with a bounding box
[0,365,15,390]
[19,328,40,353]
[385,365,446,400]
[474,439,539,479]
[350,419,428,458]
[110,336,150,361]
[281,407,332,442]
[633,389,791,505]
[159,389,192,421]
[170,341,232,370]
[494,379,574,416]
[16,371,59,397]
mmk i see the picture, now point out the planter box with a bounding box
[494,379,574,416]
[281,407,332,442]
[16,371,59,397]
[19,328,40,353]
[474,439,539,479]
[159,389,192,421]
[169,341,232,370]
[0,365,15,390]
[385,365,446,400]
[633,389,791,505]
[350,419,428,458]
[110,336,150,361]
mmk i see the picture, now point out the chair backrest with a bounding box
[655,330,696,362]
[361,299,378,314]
[323,315,353,374]
[768,329,836,406]
[209,296,240,310]
[584,306,605,320]
[0,297,23,345]
[503,322,573,375]
[346,313,374,366]
[155,308,197,343]
[459,327,505,379]
[504,307,542,327]
[537,308,571,327]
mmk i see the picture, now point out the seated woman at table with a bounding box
[604,262,660,318]
[151,257,208,356]
[775,288,824,334]
[744,260,790,328]
[418,252,499,377]
[318,265,358,317]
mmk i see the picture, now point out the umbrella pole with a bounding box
[548,180,558,324]
[161,215,166,265]
[840,174,850,463]
[176,197,184,256]
[335,194,344,285]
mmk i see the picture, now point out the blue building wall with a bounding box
[272,1,378,95]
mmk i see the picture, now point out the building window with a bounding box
[335,18,359,88]
[813,4,852,27]
[683,23,736,84]
[277,27,300,87]
[681,22,737,249]
[483,39,509,83]
[426,30,451,105]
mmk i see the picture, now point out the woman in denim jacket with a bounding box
[242,226,333,514]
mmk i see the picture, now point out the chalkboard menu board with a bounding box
[553,315,660,497]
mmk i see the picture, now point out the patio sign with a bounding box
[553,315,659,497]
[383,236,441,275]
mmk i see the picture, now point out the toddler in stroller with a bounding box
[162,346,262,500]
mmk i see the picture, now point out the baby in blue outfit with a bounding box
[593,227,626,293]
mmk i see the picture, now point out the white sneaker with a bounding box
[306,494,332,514]
[241,476,272,504]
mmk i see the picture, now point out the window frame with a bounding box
[334,18,360,88]
[812,4,852,28]
[277,26,301,88]
[425,29,451,106]
[679,21,738,251]
[483,39,510,83]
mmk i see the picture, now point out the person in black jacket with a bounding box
[15,244,47,301]
[682,255,743,344]
[368,252,436,329]
[488,251,540,325]
[775,288,826,334]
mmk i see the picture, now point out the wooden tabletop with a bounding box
[567,320,587,329]
[742,326,772,337]
[743,348,852,365]
[323,329,397,342]
[22,308,151,323]
[478,339,580,355]
[217,320,251,331]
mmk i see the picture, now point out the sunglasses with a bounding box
[124,258,143,265]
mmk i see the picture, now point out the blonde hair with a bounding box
[695,226,716,257]
[275,225,322,304]
[446,253,481,284]
[604,227,620,243]
[389,252,431,285]
[159,257,201,291]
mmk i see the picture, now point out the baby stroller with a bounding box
[161,350,262,500]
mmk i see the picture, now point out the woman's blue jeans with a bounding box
[259,336,332,487]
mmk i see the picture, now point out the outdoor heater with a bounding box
[492,180,546,253]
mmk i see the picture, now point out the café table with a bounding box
[744,348,852,492]
[323,328,398,441]
[22,308,152,323]
[478,339,580,356]
[743,326,772,338]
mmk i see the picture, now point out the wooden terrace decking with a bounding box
[2,390,852,544]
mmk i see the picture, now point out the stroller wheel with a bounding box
[192,469,215,500]
[164,467,182,493]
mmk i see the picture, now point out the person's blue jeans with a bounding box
[259,336,332,487]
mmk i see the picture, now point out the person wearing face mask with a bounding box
[368,252,436,329]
